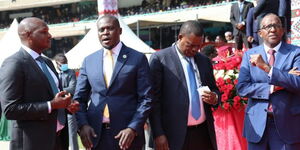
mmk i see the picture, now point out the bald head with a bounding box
[179,20,204,37]
[18,17,51,53]
[18,17,46,41]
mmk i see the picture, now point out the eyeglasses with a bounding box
[260,24,282,31]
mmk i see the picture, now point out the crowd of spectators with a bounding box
[0,0,233,29]
[0,2,97,29]
[119,0,232,16]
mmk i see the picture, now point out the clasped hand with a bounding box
[50,91,80,113]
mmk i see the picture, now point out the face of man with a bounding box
[97,17,122,49]
[258,15,284,48]
[178,33,203,57]
[28,20,52,53]
[225,34,233,41]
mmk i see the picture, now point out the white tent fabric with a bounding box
[66,15,154,69]
[0,19,21,66]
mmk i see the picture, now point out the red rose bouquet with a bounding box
[213,54,247,111]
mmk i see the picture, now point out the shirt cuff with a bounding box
[47,101,52,113]
[268,67,273,77]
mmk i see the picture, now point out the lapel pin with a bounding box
[123,55,127,59]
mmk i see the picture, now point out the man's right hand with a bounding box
[79,125,97,149]
[247,36,254,43]
[50,91,71,110]
[155,135,169,150]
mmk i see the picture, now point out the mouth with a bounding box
[102,37,111,44]
[268,34,278,39]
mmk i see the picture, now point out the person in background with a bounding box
[237,13,300,150]
[149,20,220,150]
[0,17,79,150]
[230,0,254,50]
[54,53,78,150]
[215,35,226,44]
[224,31,235,43]
[74,15,153,150]
[201,45,218,61]
[246,4,259,48]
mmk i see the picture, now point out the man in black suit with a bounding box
[149,20,220,150]
[0,17,79,150]
[230,0,254,50]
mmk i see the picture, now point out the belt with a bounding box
[102,123,111,129]
[187,121,206,129]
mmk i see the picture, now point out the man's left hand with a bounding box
[202,91,218,105]
[67,100,80,114]
[115,128,136,150]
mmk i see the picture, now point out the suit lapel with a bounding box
[97,50,106,86]
[21,49,54,95]
[275,43,291,69]
[170,45,188,92]
[109,45,129,88]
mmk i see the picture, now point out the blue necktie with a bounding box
[239,3,243,22]
[36,56,66,127]
[186,58,201,120]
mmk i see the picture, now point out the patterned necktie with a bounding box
[268,49,275,66]
[268,49,275,112]
[103,50,114,122]
[36,56,66,130]
[186,58,201,120]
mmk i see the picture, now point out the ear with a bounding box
[178,34,183,41]
[258,30,263,38]
[119,28,122,35]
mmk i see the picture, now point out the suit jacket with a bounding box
[149,45,220,150]
[60,69,77,95]
[237,43,300,144]
[230,1,254,36]
[74,43,153,149]
[246,7,259,47]
[0,48,68,150]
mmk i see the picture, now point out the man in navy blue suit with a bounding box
[237,13,300,150]
[74,15,153,150]
[149,20,220,150]
[246,7,259,47]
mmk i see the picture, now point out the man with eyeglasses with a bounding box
[237,13,300,150]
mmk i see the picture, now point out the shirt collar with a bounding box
[21,44,41,60]
[104,41,122,56]
[263,41,282,54]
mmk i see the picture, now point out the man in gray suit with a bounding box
[0,17,79,150]
[54,53,79,150]
[230,0,254,50]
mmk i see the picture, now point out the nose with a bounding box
[48,32,52,39]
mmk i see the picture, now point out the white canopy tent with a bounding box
[0,19,21,66]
